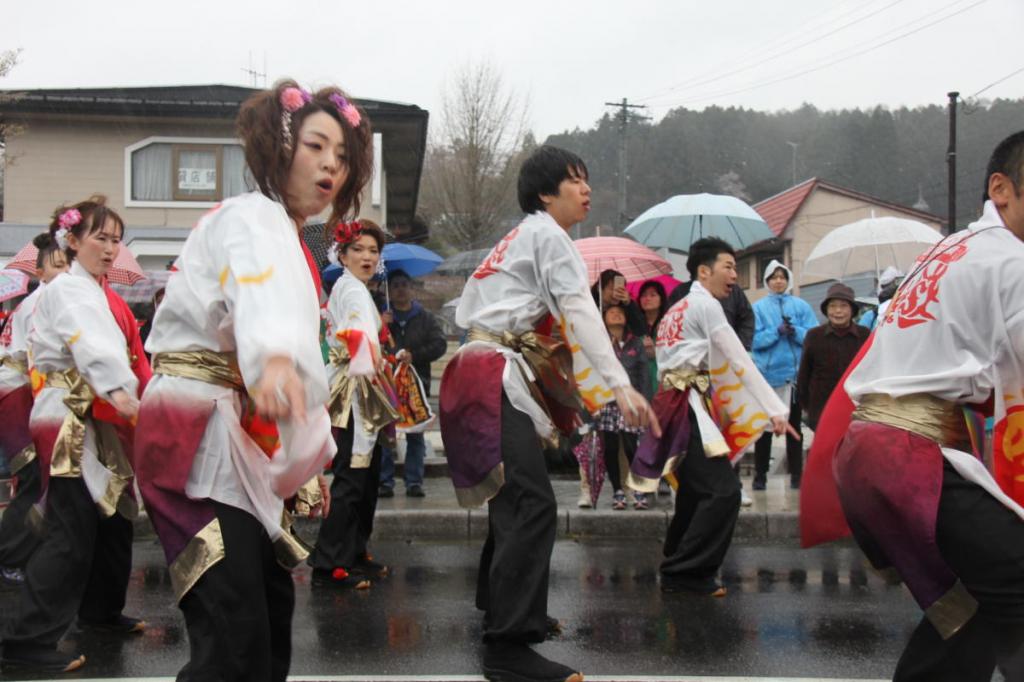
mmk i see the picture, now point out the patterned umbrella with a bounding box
[0,269,30,304]
[110,270,172,304]
[7,242,146,285]
[574,236,672,284]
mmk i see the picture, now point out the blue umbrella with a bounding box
[625,193,773,251]
[321,243,443,285]
[381,243,443,278]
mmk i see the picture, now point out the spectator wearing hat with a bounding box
[796,283,870,432]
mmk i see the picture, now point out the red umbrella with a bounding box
[574,237,672,284]
[0,269,30,303]
[626,273,683,301]
[7,242,146,285]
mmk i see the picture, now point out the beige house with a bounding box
[738,178,945,312]
[0,85,428,269]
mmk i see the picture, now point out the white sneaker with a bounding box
[577,491,592,508]
[740,489,753,507]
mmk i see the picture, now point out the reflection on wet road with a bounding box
[0,538,928,680]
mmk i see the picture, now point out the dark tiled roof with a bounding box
[1,85,429,231]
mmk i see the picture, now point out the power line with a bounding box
[646,0,988,110]
[968,65,1024,99]
[635,0,909,103]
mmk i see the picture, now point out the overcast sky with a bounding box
[3,0,1021,140]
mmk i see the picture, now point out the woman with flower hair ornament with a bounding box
[1,197,152,674]
[0,233,67,587]
[134,79,372,681]
[308,218,399,588]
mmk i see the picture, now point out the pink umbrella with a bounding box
[7,241,146,285]
[0,269,30,303]
[626,274,683,301]
[574,237,672,284]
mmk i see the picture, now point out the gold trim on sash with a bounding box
[661,368,711,394]
[44,368,137,518]
[326,346,400,436]
[454,462,506,509]
[9,444,36,475]
[853,393,971,450]
[169,518,225,604]
[925,580,979,640]
[152,350,244,391]
[292,476,324,517]
[0,356,28,376]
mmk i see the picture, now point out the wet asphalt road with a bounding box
[0,536,976,681]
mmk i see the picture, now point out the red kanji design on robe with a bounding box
[884,236,970,330]
[656,299,689,348]
[472,227,521,280]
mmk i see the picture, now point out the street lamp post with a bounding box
[785,141,799,187]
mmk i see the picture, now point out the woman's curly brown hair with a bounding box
[47,195,125,263]
[237,78,374,225]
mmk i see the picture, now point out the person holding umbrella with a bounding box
[378,268,447,499]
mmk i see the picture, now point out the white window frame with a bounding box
[124,136,242,208]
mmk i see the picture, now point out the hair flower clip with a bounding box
[58,208,82,230]
[329,93,362,128]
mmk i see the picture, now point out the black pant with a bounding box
[177,502,294,682]
[309,419,382,570]
[754,387,803,483]
[602,431,638,492]
[475,393,556,644]
[0,457,42,569]
[1,477,132,646]
[891,461,1024,682]
[661,409,741,592]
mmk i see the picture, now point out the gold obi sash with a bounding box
[1,355,28,377]
[661,368,711,394]
[327,345,400,435]
[853,393,971,451]
[153,350,245,391]
[45,367,137,519]
[468,327,585,447]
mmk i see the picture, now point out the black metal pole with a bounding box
[947,91,959,234]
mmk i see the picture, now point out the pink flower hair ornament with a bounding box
[280,85,363,152]
[58,208,82,230]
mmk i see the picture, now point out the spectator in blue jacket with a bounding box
[751,260,817,490]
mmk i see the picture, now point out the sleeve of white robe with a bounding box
[710,318,787,419]
[537,226,630,389]
[44,278,137,400]
[214,201,335,498]
[327,275,380,379]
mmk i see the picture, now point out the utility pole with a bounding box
[946,91,959,234]
[785,141,799,187]
[604,98,648,229]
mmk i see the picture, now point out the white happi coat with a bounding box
[0,283,45,391]
[325,269,388,461]
[455,210,629,439]
[29,262,138,499]
[655,280,787,456]
[845,200,1024,519]
[144,191,335,535]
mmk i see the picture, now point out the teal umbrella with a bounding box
[625,193,773,251]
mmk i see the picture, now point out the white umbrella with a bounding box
[804,216,942,281]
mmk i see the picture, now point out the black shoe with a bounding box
[1,641,86,673]
[352,553,389,578]
[378,486,395,498]
[752,475,767,491]
[77,614,146,634]
[483,641,581,682]
[406,484,425,498]
[660,574,727,597]
[545,615,562,639]
[790,477,801,490]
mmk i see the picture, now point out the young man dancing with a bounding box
[440,145,657,682]
[832,132,1024,680]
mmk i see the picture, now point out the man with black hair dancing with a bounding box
[440,145,658,682]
